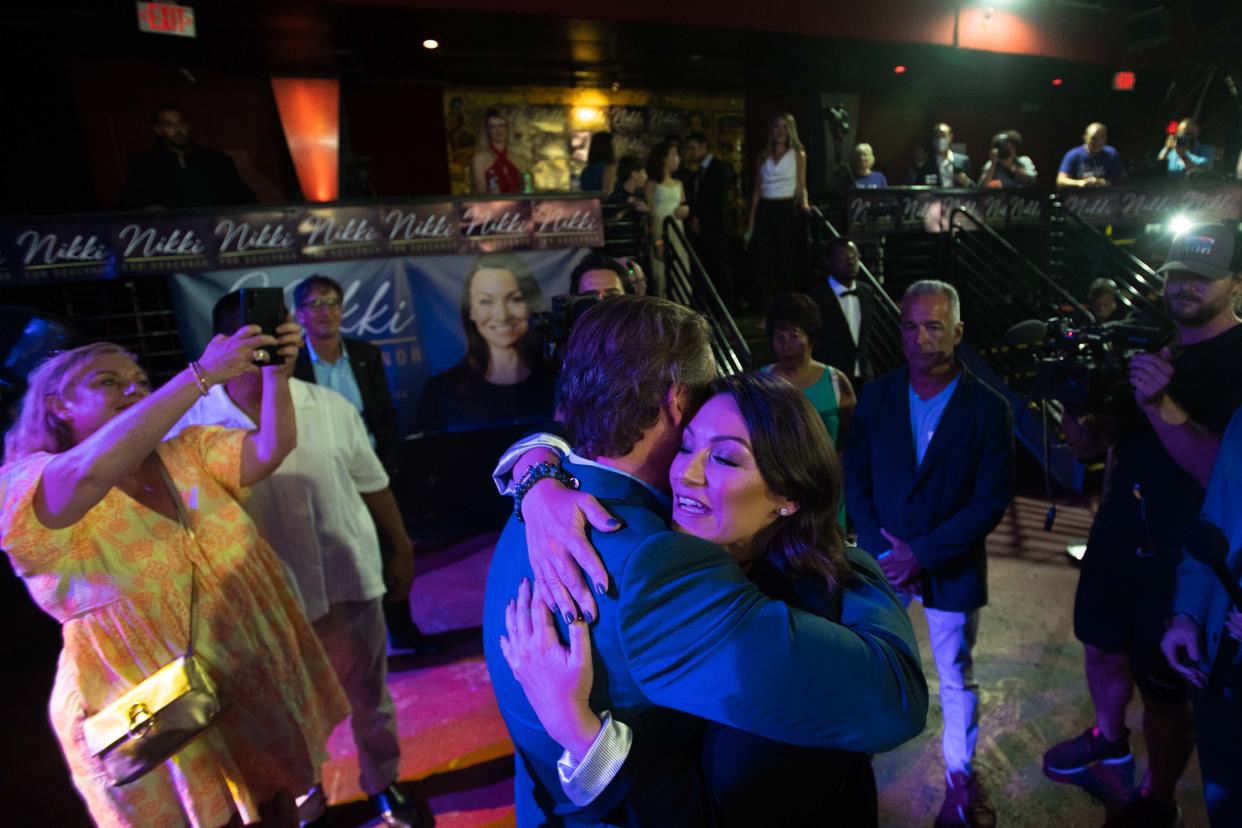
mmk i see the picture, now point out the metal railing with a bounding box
[1047,197,1167,323]
[661,216,751,375]
[949,206,1087,491]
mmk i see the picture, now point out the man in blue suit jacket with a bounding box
[1163,406,1242,827]
[483,296,928,826]
[845,280,1014,828]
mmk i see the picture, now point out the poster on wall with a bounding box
[168,247,585,438]
[442,86,747,207]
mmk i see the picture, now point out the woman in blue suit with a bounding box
[501,372,889,826]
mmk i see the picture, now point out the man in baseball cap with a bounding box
[1045,222,1242,826]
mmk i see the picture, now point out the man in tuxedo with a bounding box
[845,280,1014,828]
[809,237,875,388]
[291,274,432,655]
[678,133,736,309]
[483,296,928,825]
[911,122,973,188]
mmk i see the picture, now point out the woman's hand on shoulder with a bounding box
[500,578,600,757]
[524,478,620,623]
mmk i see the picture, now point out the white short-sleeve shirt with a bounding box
[170,378,390,621]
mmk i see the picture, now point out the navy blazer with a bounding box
[483,459,928,826]
[844,364,1014,612]
[293,337,400,475]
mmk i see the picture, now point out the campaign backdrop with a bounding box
[169,247,585,438]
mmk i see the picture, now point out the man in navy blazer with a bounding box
[483,296,928,825]
[845,280,1014,828]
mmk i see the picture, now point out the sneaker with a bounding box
[1044,725,1133,778]
[934,770,996,828]
[1102,792,1182,827]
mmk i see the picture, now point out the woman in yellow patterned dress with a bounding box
[0,323,349,827]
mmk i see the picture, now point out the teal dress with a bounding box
[761,363,846,527]
[761,363,841,446]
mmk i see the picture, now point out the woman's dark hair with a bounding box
[587,132,615,165]
[646,140,677,182]
[460,253,546,375]
[766,293,822,349]
[616,155,644,188]
[708,372,849,594]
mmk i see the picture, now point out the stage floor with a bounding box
[312,495,1207,827]
[11,494,1208,827]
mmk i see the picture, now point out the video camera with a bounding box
[529,293,601,363]
[1005,317,1167,414]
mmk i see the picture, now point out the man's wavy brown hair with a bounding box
[559,296,714,459]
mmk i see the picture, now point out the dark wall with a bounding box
[343,80,451,198]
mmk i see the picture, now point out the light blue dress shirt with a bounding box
[909,375,960,466]
[307,338,374,448]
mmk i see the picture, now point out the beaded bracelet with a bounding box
[188,361,210,397]
[514,461,580,523]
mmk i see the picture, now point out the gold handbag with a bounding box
[82,460,224,786]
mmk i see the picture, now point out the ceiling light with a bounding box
[422,39,439,50]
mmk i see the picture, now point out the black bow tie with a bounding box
[839,289,859,297]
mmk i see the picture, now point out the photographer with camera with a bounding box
[1045,224,1242,827]
[1157,118,1215,181]
[978,130,1037,189]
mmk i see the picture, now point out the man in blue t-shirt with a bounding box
[852,142,889,189]
[1057,122,1125,189]
[1157,118,1216,180]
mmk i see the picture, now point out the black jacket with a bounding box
[293,337,400,476]
[679,158,735,241]
[119,143,256,209]
[808,278,876,385]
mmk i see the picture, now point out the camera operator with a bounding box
[1045,224,1242,826]
[1157,119,1216,181]
[1161,403,1242,827]
[978,130,1037,189]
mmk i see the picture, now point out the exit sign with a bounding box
[1112,71,1136,91]
[137,3,196,38]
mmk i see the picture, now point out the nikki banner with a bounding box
[0,196,603,286]
[844,182,1242,236]
[169,247,587,438]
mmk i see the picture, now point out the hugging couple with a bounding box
[483,295,929,826]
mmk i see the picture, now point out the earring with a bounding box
[778,507,789,516]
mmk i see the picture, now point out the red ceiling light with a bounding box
[1051,77,1064,86]
[894,65,907,74]
[1166,120,1180,134]
[1112,71,1136,91]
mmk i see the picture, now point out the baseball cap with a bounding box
[1157,223,1240,280]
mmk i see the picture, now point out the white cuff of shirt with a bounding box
[491,433,572,495]
[556,710,633,807]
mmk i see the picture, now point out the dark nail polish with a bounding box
[564,611,575,624]
[550,603,559,616]
[595,582,607,596]
[584,611,594,623]
[607,518,621,528]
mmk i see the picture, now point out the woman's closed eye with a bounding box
[711,451,740,468]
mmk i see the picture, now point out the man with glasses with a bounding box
[292,275,435,656]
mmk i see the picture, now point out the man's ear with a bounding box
[665,383,689,427]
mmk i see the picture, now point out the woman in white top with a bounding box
[746,112,810,310]
[643,140,690,299]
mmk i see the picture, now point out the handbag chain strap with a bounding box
[154,456,200,658]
